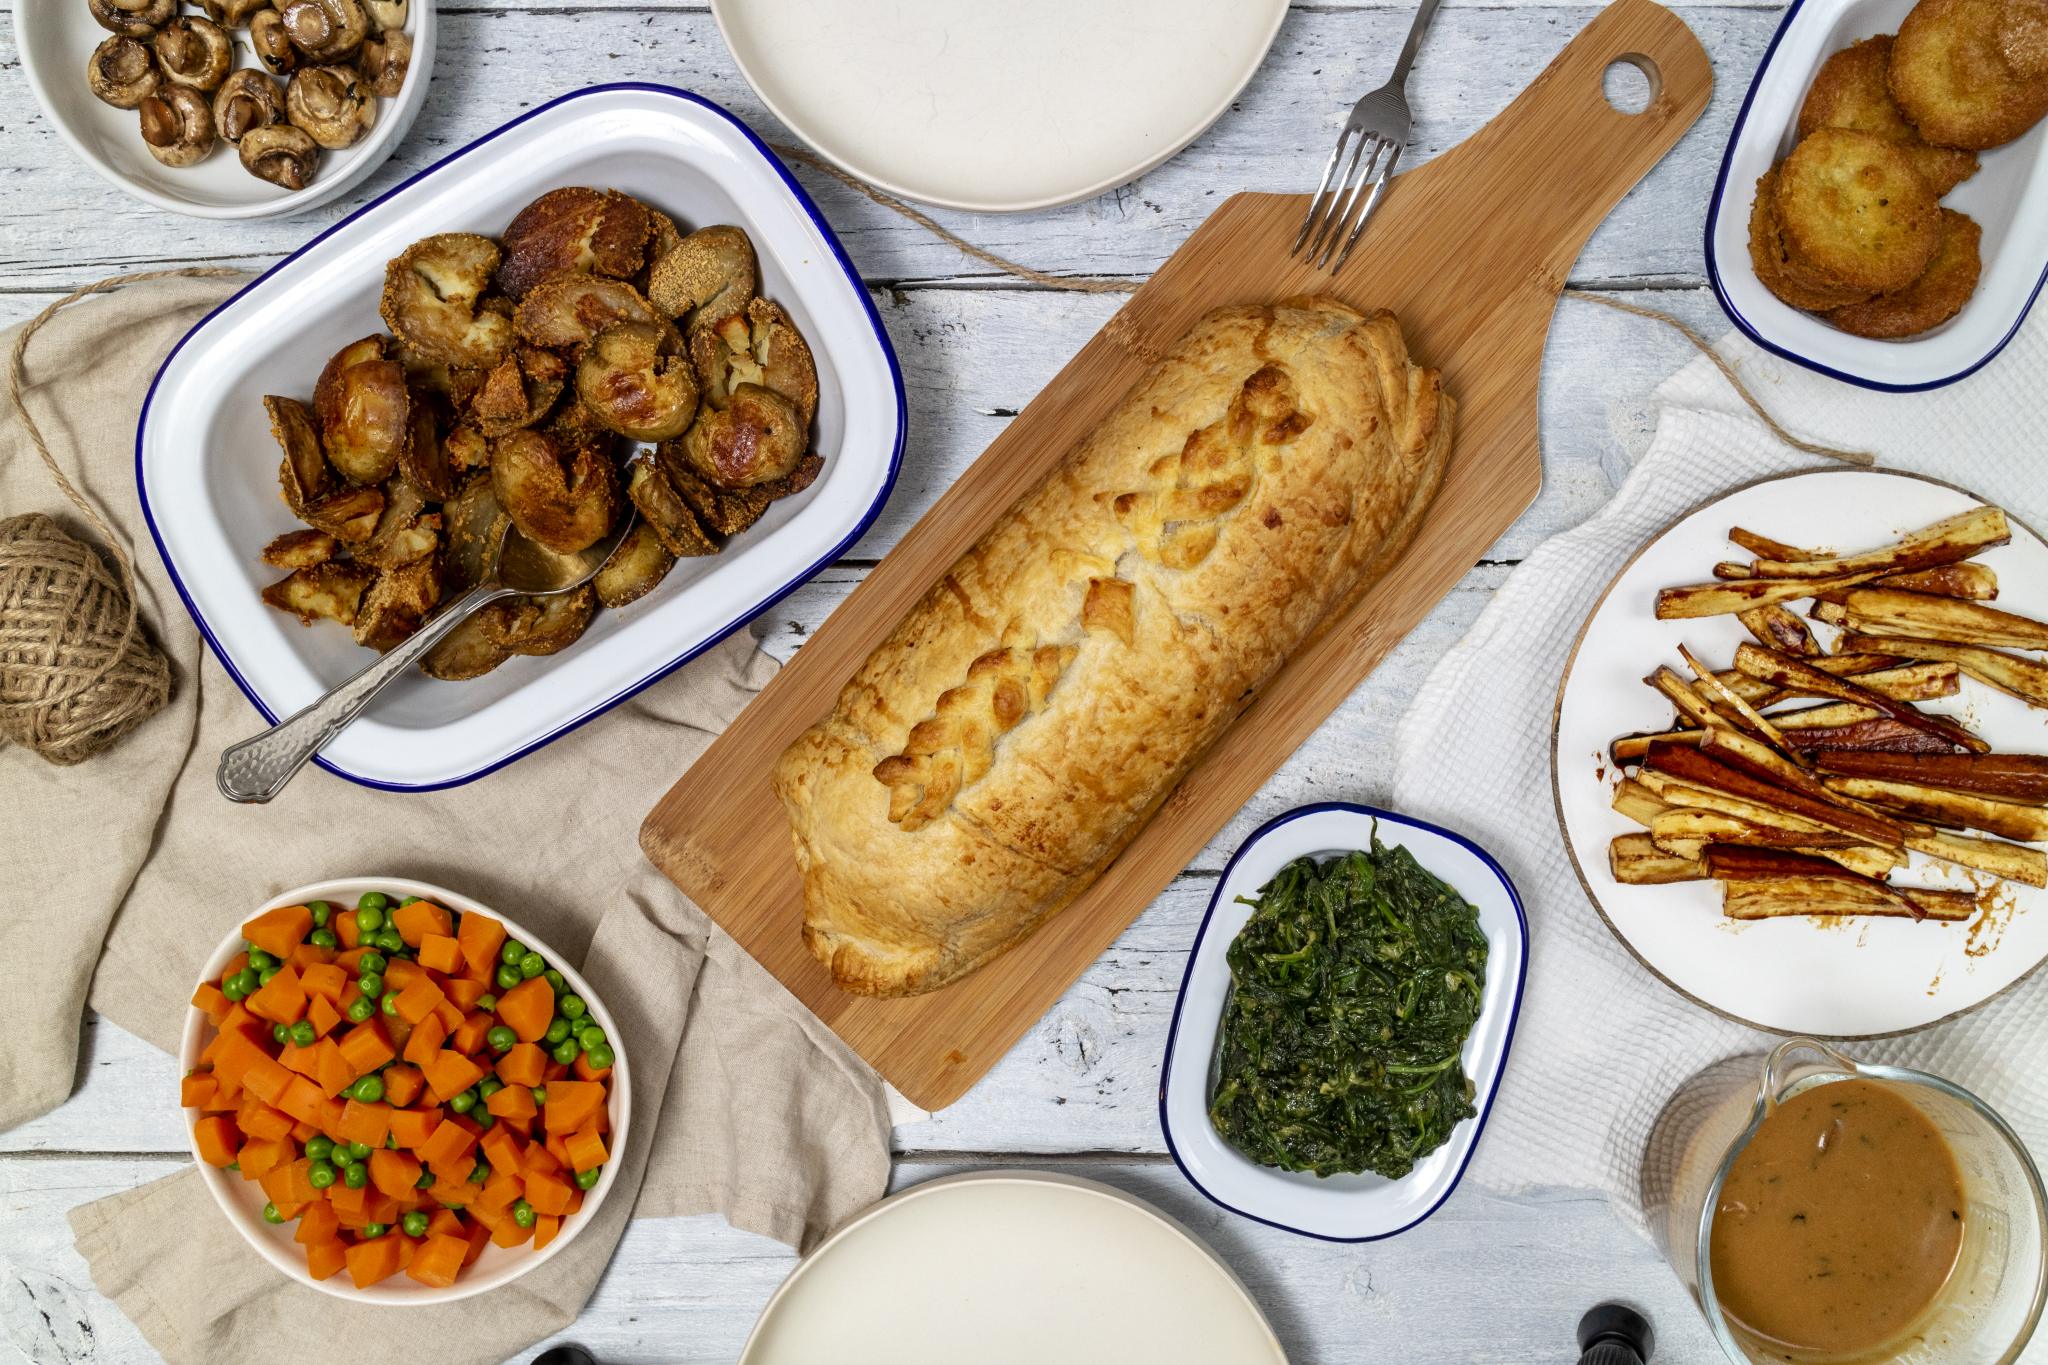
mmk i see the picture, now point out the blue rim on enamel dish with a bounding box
[134,83,907,792]
[1157,801,1529,1242]
[1703,0,2048,393]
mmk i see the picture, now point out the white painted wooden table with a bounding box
[0,2,1782,1360]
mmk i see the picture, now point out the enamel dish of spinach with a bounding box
[1208,840,1488,1180]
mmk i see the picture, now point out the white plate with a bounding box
[16,0,434,220]
[738,1172,1287,1364]
[181,876,631,1304]
[710,0,1288,213]
[138,84,906,791]
[1157,803,1528,1243]
[1706,0,2048,391]
[1553,469,2048,1036]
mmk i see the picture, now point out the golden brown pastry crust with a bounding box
[1891,0,2048,149]
[774,299,1454,997]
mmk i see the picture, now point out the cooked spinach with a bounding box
[1207,838,1487,1179]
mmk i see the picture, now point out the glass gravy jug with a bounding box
[1652,1039,2046,1364]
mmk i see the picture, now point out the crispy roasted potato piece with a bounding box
[625,457,718,558]
[592,519,678,607]
[380,233,515,368]
[1828,209,1982,340]
[691,297,819,429]
[2001,0,2048,75]
[1747,166,1876,312]
[1892,0,2048,147]
[678,382,806,489]
[399,397,459,501]
[444,424,492,474]
[314,352,410,486]
[419,604,517,681]
[1798,35,1980,193]
[636,206,686,292]
[302,485,385,543]
[354,477,440,569]
[473,345,569,437]
[1774,129,1941,294]
[268,393,333,517]
[439,474,510,590]
[490,429,620,555]
[513,273,662,351]
[576,322,698,441]
[261,560,375,626]
[486,583,597,657]
[352,555,439,652]
[646,224,756,332]
[496,187,652,300]
[1839,585,2048,648]
[667,448,822,538]
[261,528,338,569]
[1610,833,1705,884]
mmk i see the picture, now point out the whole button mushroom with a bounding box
[240,124,321,190]
[138,84,217,167]
[197,0,270,23]
[87,35,161,109]
[357,29,412,98]
[277,0,371,62]
[364,0,408,31]
[154,16,234,93]
[249,10,298,75]
[88,0,177,39]
[214,69,286,144]
[286,66,375,150]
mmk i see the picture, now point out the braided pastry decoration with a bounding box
[1110,363,1308,569]
[873,627,1078,830]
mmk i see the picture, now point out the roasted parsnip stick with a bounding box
[1645,740,1907,847]
[1721,877,1975,922]
[1822,776,2048,843]
[1610,833,1705,885]
[1839,588,2048,651]
[1744,506,2009,579]
[1731,644,1985,753]
[1812,751,2048,804]
[1657,568,1900,619]
[1835,632,2048,709]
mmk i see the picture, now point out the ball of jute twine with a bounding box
[0,267,239,766]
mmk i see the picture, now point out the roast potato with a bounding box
[1747,166,1874,311]
[486,583,598,657]
[593,520,678,608]
[262,560,375,625]
[490,429,620,554]
[496,187,652,300]
[380,233,515,368]
[420,608,515,680]
[513,273,663,351]
[473,345,569,437]
[625,457,717,558]
[352,555,439,651]
[1828,208,1983,338]
[354,477,440,569]
[678,382,806,489]
[313,340,410,485]
[576,322,698,441]
[664,447,823,539]
[260,528,338,570]
[439,474,510,590]
[1773,129,1940,294]
[691,297,818,429]
[646,225,756,332]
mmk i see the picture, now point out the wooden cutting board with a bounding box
[643,0,1713,1108]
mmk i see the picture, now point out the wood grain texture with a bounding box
[640,0,1714,1108]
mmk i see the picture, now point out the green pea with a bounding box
[511,1199,536,1229]
[476,993,498,1012]
[357,971,384,999]
[544,1018,572,1046]
[448,1089,476,1115]
[358,951,387,975]
[469,1161,490,1184]
[288,1020,316,1048]
[346,1140,373,1160]
[543,969,565,992]
[307,1160,337,1190]
[576,1025,606,1049]
[531,1086,547,1106]
[246,948,276,973]
[346,997,375,1023]
[224,1161,239,1172]
[559,994,587,1021]
[305,1135,334,1162]
[308,900,330,927]
[361,1222,387,1238]
[309,929,338,949]
[272,1022,290,1043]
[575,1166,602,1191]
[415,1169,435,1190]
[343,1161,368,1189]
[477,1077,502,1099]
[398,895,420,906]
[262,1201,285,1224]
[381,992,401,1017]
[496,964,522,990]
[551,1039,581,1065]
[221,976,248,1002]
[376,929,405,954]
[402,1210,429,1237]
[486,1025,517,1053]
[585,1043,615,1071]
[352,1075,385,1103]
[385,1133,397,1149]
[357,891,389,913]
[258,966,281,986]
[500,939,527,967]
[474,1110,496,1130]
[228,967,258,997]
[517,952,545,980]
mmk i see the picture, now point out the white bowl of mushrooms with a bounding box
[17,0,431,220]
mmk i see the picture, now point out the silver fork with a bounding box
[1291,0,1446,272]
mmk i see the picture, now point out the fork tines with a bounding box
[1291,125,1402,274]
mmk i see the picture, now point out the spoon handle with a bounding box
[217,584,501,804]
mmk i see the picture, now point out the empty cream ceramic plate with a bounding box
[711,0,1288,212]
[739,1173,1287,1364]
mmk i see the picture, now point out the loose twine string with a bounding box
[0,266,238,764]
[770,141,1872,465]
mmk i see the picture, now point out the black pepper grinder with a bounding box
[1577,1303,1654,1365]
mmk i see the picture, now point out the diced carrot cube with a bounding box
[405,1231,468,1288]
[542,1081,606,1136]
[381,1063,423,1109]
[313,1038,354,1097]
[449,1012,491,1054]
[237,1099,295,1142]
[388,1106,440,1150]
[422,1050,485,1104]
[300,962,347,1004]
[462,1219,492,1266]
[305,994,341,1041]
[532,1212,562,1251]
[443,977,486,1011]
[545,1133,573,1169]
[427,1155,476,1193]
[242,904,312,960]
[417,1119,475,1168]
[344,1235,405,1288]
[476,1169,523,1215]
[418,934,462,975]
[337,1099,392,1149]
[304,1238,348,1281]
[432,998,464,1034]
[261,1157,320,1207]
[402,1011,446,1068]
[238,1136,291,1179]
[316,1096,348,1139]
[489,1216,533,1248]
[209,1024,271,1087]
[192,1116,240,1167]
[393,899,453,947]
[271,1199,311,1222]
[190,982,231,1023]
[456,912,505,976]
[337,1020,395,1076]
[295,1197,340,1246]
[180,1073,218,1109]
[485,1085,537,1123]
[427,1208,464,1239]
[382,1013,414,1059]
[496,978,554,1044]
[336,912,361,950]
[277,1075,327,1126]
[392,976,446,1026]
[289,941,336,971]
[572,1052,613,1083]
[327,1180,367,1217]
[290,1120,318,1144]
[524,1169,574,1217]
[368,1149,422,1200]
[246,965,309,1027]
[495,1043,546,1089]
[279,1042,321,1079]
[564,1125,609,1173]
[523,1142,562,1178]
[479,1126,524,1177]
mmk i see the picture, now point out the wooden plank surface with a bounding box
[640,0,1711,1109]
[0,0,1797,1360]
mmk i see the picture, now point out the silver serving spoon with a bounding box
[217,516,633,804]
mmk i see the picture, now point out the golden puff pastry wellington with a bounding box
[775,298,1454,997]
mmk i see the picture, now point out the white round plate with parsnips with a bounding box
[1554,468,2048,1037]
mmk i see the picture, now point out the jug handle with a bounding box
[1758,1037,1860,1113]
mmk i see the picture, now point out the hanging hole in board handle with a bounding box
[1602,54,1663,115]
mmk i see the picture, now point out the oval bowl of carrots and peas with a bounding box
[178,877,630,1303]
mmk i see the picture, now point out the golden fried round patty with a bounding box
[1747,166,1879,311]
[2000,0,2048,79]
[1774,129,1942,293]
[1828,207,1983,337]
[1892,0,2048,147]
[1798,35,1980,192]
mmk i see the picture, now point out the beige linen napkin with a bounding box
[0,277,890,1362]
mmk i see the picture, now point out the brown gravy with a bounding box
[1710,1078,1965,1361]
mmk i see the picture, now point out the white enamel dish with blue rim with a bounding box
[137,84,906,791]
[1706,0,2048,391]
[1158,802,1528,1242]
